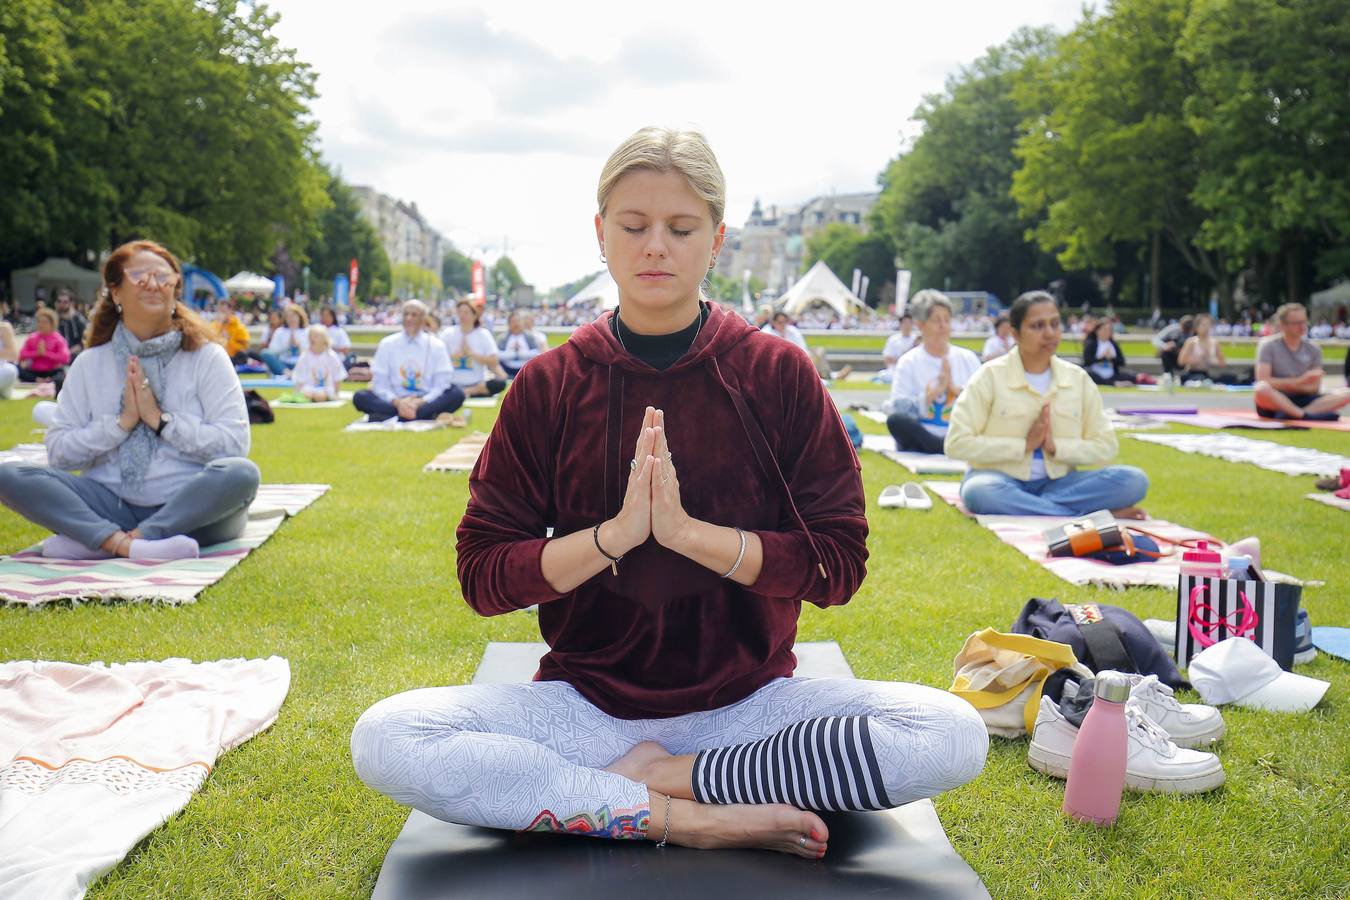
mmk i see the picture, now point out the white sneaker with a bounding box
[1027,697,1225,794]
[1126,673,1225,749]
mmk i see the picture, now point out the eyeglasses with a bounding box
[124,267,180,290]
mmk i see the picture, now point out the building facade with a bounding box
[714,191,879,294]
[351,186,448,273]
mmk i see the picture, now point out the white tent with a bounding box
[1310,281,1350,316]
[565,270,619,310]
[10,257,103,311]
[223,271,276,294]
[777,261,865,318]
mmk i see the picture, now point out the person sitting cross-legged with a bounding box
[499,310,543,377]
[0,240,259,561]
[352,299,464,421]
[350,126,987,861]
[441,300,508,396]
[287,324,347,402]
[945,290,1149,519]
[884,290,981,454]
[1253,302,1350,421]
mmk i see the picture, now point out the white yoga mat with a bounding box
[345,416,447,432]
[860,434,969,475]
[1306,492,1350,512]
[424,432,489,473]
[0,657,290,900]
[1128,432,1350,477]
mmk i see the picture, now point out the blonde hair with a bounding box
[597,127,726,225]
[306,324,330,351]
[35,307,59,329]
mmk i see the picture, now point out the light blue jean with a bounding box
[960,466,1149,517]
[259,350,298,376]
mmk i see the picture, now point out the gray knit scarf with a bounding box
[113,322,182,490]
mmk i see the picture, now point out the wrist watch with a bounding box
[155,412,173,436]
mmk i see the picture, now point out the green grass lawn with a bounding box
[1,391,1347,898]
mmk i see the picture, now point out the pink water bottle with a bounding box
[1062,671,1131,826]
[1179,540,1224,579]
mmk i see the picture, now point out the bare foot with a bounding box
[603,740,672,784]
[665,799,828,860]
[1112,506,1147,520]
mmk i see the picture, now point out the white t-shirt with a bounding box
[1024,367,1054,480]
[291,349,347,398]
[500,332,542,368]
[441,325,499,387]
[982,333,1015,361]
[326,325,352,353]
[371,330,452,402]
[889,345,982,436]
[267,326,305,357]
[763,323,809,351]
[883,332,918,363]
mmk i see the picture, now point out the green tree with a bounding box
[308,170,390,301]
[1180,0,1350,302]
[390,262,441,300]
[442,248,472,294]
[490,255,524,297]
[1011,0,1232,310]
[0,0,75,270]
[873,27,1064,305]
[1,0,328,276]
[802,224,894,307]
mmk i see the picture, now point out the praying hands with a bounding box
[118,356,164,433]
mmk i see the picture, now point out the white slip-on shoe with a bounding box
[878,485,905,509]
[1125,673,1225,749]
[900,482,932,510]
[1027,697,1225,794]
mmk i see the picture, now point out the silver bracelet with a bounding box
[655,791,671,848]
[721,527,747,579]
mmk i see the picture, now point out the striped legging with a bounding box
[351,675,988,839]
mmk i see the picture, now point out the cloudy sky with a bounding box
[268,0,1086,291]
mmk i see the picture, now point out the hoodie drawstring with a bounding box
[707,357,827,580]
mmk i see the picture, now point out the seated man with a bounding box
[499,311,544,377]
[877,313,916,382]
[885,290,980,454]
[352,299,464,422]
[1254,302,1350,421]
[1151,315,1194,378]
[946,291,1149,519]
[55,289,89,359]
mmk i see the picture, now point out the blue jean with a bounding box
[960,466,1149,517]
[0,457,260,550]
[259,350,298,376]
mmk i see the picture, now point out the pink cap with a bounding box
[1182,540,1223,567]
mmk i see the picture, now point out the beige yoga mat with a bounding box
[424,432,490,473]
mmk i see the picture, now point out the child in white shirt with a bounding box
[290,325,347,401]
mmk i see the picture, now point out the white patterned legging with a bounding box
[351,676,988,840]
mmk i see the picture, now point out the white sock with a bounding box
[129,535,200,560]
[41,534,113,560]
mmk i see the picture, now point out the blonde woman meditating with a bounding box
[352,127,987,858]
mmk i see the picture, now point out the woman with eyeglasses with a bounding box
[945,291,1149,519]
[0,240,259,560]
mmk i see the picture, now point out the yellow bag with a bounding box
[949,628,1085,736]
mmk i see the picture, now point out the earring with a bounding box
[599,251,607,263]
[115,304,123,315]
[709,258,718,269]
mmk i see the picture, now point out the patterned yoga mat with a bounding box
[922,480,1297,590]
[0,484,329,606]
[859,433,969,475]
[1128,432,1350,477]
[0,444,48,466]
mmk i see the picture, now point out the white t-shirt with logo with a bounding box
[889,345,982,436]
[441,325,499,387]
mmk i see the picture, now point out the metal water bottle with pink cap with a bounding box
[1062,671,1131,826]
[1180,540,1225,579]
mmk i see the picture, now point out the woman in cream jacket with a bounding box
[945,291,1148,518]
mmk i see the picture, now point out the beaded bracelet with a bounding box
[592,524,622,576]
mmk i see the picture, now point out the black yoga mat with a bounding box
[371,642,988,900]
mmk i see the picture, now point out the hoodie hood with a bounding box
[567,301,756,374]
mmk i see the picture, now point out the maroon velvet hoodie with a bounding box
[456,303,868,719]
